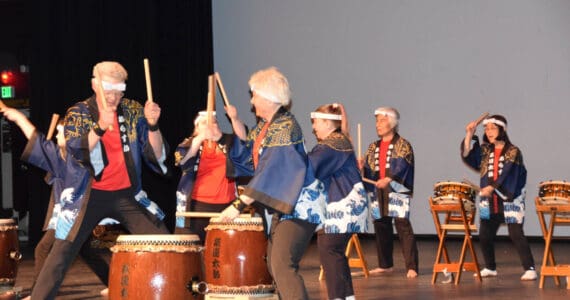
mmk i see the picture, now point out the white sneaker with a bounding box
[521,270,537,281]
[475,268,497,278]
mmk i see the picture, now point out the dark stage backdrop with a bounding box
[25,0,213,244]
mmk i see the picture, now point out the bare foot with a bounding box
[369,267,393,274]
[100,288,109,297]
[407,269,418,278]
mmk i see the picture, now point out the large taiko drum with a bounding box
[0,219,21,288]
[538,180,570,202]
[204,217,274,295]
[433,181,476,212]
[109,234,207,299]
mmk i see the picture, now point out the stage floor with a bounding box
[10,236,570,299]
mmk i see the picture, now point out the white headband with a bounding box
[374,109,397,119]
[310,112,342,120]
[102,81,126,91]
[194,111,217,125]
[483,118,507,130]
[250,86,281,104]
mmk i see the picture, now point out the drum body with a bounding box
[433,181,476,212]
[204,217,274,295]
[0,219,20,287]
[538,180,570,202]
[109,234,205,299]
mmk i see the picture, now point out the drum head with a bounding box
[434,181,472,189]
[112,234,203,253]
[539,180,570,187]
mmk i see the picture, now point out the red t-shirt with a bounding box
[92,115,131,191]
[379,140,391,179]
[492,147,502,214]
[191,142,236,204]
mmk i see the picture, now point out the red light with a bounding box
[1,71,14,85]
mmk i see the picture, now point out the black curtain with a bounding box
[26,0,213,244]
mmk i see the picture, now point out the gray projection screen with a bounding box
[212,0,570,236]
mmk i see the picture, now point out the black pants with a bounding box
[31,189,169,300]
[479,214,535,271]
[33,229,110,288]
[266,216,317,300]
[318,232,353,299]
[373,217,419,272]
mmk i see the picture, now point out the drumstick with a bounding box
[46,114,60,140]
[175,212,253,219]
[462,178,481,192]
[474,112,490,126]
[207,74,215,125]
[362,177,376,185]
[95,66,113,131]
[143,58,154,103]
[357,123,362,160]
[215,72,230,107]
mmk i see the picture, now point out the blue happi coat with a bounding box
[363,134,414,219]
[21,131,90,234]
[308,131,368,233]
[174,133,248,229]
[231,108,309,215]
[462,135,527,224]
[61,95,167,240]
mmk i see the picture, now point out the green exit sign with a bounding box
[1,86,14,99]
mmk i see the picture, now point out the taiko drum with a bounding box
[108,234,207,299]
[204,217,274,295]
[0,219,21,288]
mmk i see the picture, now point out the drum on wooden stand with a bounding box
[432,181,476,213]
[0,219,21,288]
[538,180,570,218]
[109,234,207,299]
[204,217,274,295]
[538,180,570,202]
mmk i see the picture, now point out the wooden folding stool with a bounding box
[430,197,481,284]
[535,196,570,288]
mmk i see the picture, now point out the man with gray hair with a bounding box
[220,67,318,299]
[360,106,419,279]
[29,61,170,299]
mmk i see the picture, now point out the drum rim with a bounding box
[434,181,473,189]
[0,219,16,225]
[115,234,200,243]
[208,216,263,224]
[433,195,474,202]
[538,196,570,204]
[539,180,570,187]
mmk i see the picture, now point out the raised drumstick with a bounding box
[474,112,490,126]
[215,72,230,107]
[46,114,60,140]
[95,66,113,131]
[143,58,154,103]
[357,123,362,160]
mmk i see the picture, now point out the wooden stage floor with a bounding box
[9,236,570,299]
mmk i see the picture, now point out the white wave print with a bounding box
[323,183,369,233]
